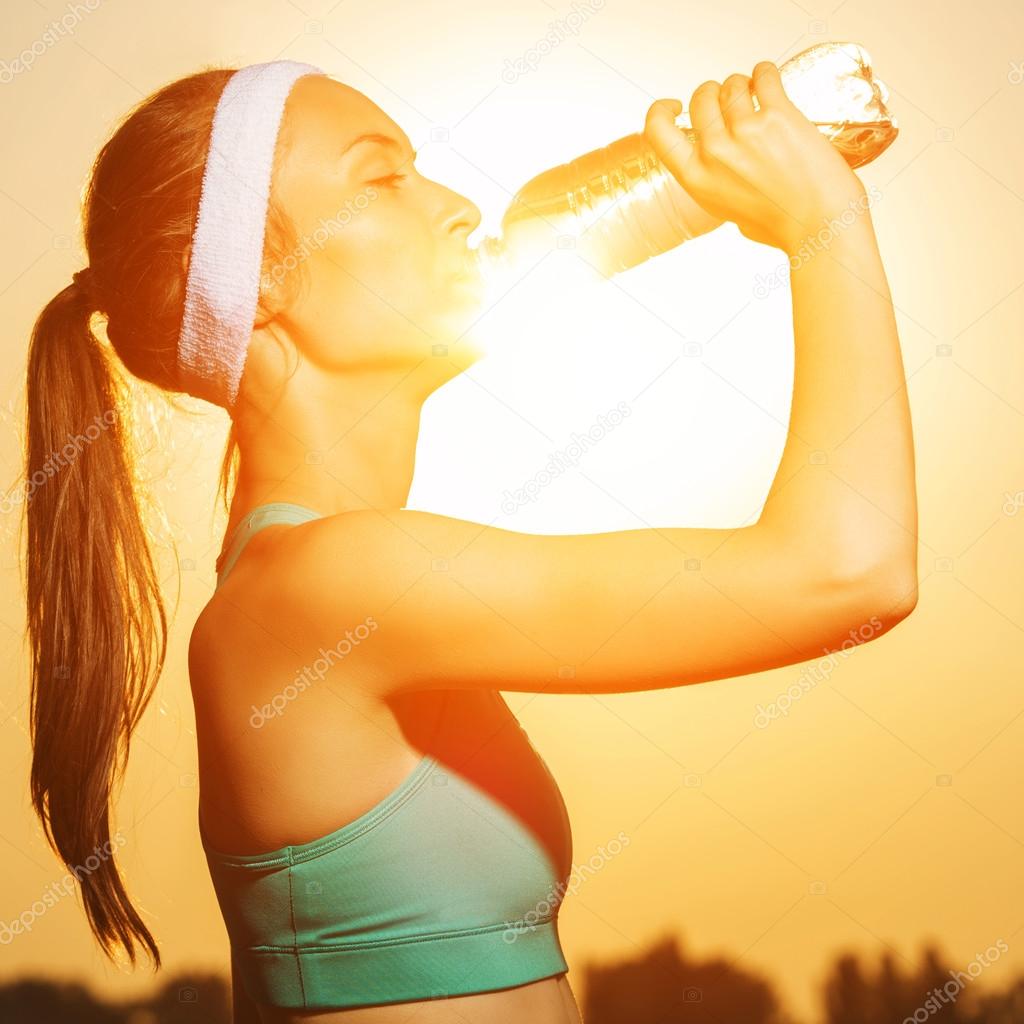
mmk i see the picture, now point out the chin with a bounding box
[431,306,488,361]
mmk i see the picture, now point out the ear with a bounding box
[254,267,285,327]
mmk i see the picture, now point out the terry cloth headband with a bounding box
[177,59,327,409]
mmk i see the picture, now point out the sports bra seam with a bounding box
[290,755,438,864]
[243,914,559,954]
[284,849,307,1006]
[206,754,438,868]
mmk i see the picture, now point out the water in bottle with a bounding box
[470,41,897,289]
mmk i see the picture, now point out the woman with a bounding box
[22,56,917,1023]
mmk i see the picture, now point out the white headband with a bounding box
[177,59,326,409]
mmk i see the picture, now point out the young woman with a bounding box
[22,57,917,1024]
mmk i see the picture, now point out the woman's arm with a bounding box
[758,204,918,608]
[214,64,918,699]
[642,62,917,600]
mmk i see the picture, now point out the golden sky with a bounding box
[1,0,1022,1020]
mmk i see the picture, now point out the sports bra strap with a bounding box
[216,502,323,589]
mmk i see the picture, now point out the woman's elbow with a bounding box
[849,555,919,627]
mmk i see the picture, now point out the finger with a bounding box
[750,60,796,113]
[643,98,697,180]
[689,79,728,148]
[719,73,755,133]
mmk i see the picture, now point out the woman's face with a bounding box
[264,75,485,374]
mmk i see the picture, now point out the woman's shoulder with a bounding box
[187,518,340,689]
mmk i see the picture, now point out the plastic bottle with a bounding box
[472,41,897,285]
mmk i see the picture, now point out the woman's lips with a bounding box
[457,248,481,279]
[451,253,485,301]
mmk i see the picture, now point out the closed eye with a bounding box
[371,172,407,187]
[372,149,417,188]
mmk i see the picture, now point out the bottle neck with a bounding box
[472,234,512,288]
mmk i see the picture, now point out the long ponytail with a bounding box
[23,280,167,966]
[18,65,301,968]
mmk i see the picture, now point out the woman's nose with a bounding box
[440,189,482,239]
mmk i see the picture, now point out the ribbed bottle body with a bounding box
[473,41,897,287]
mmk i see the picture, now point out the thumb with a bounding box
[644,98,696,183]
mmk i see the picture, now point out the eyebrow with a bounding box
[341,133,417,160]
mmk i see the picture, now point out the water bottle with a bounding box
[471,41,898,286]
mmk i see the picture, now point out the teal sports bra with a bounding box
[199,502,574,1010]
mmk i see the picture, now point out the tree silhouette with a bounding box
[0,978,125,1022]
[966,976,1024,1024]
[580,932,797,1023]
[821,942,1007,1023]
[0,972,230,1023]
[137,972,230,1023]
[824,953,872,1024]
[2,940,1023,1021]
[875,953,907,1021]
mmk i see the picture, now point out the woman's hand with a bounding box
[644,61,867,255]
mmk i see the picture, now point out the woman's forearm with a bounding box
[758,203,918,604]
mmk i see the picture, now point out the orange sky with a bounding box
[1,1,1023,1021]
